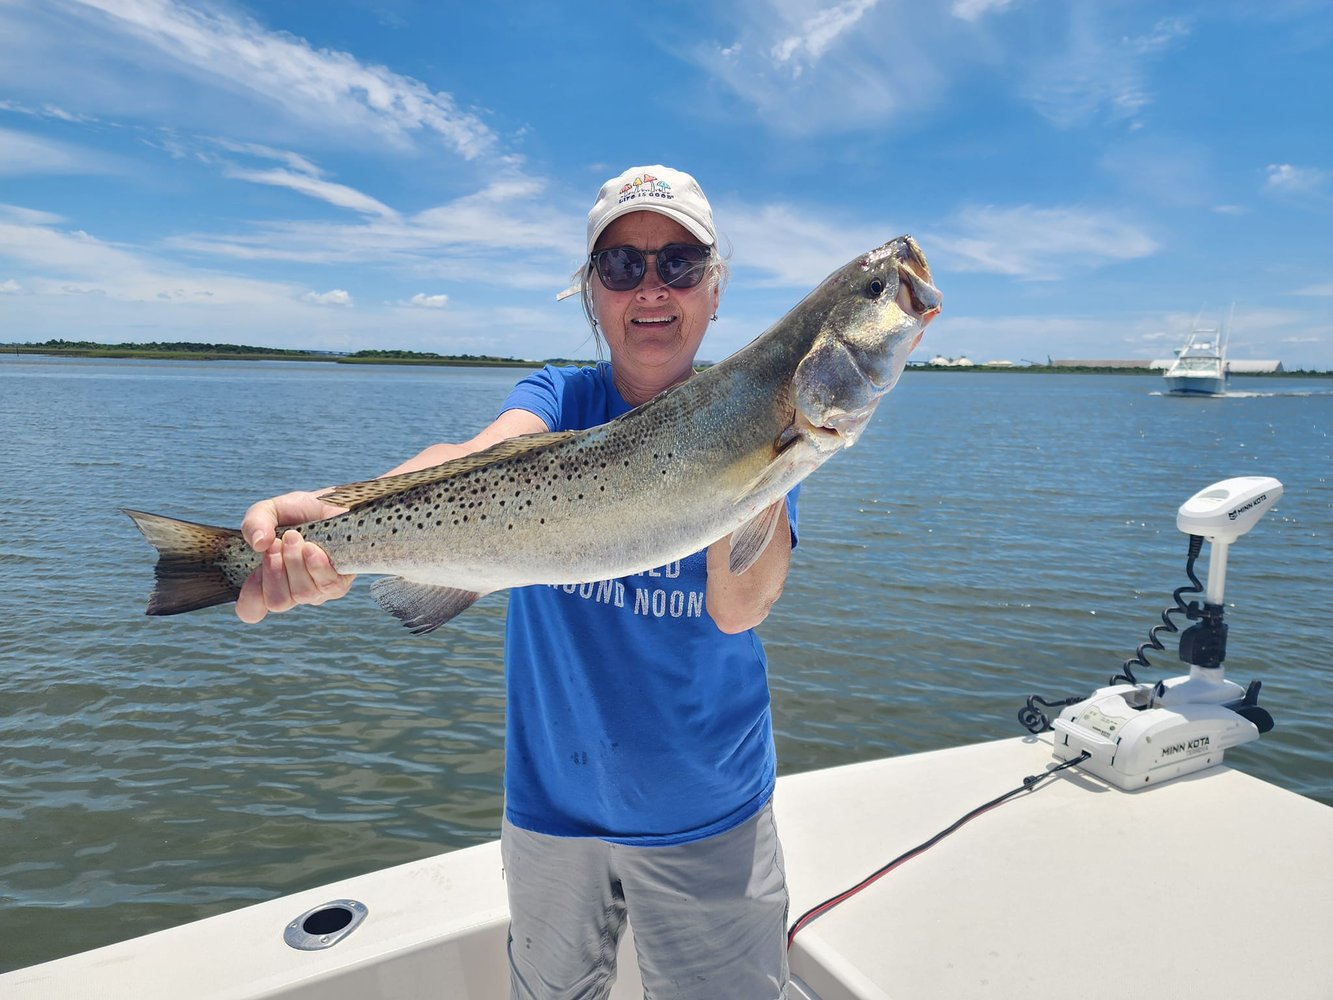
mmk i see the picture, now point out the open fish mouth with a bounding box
[791,235,941,450]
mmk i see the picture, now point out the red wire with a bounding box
[786,756,1086,950]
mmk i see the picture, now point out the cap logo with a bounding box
[617,173,674,204]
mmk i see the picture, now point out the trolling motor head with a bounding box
[1040,476,1285,789]
[1172,477,1283,673]
[1176,476,1284,545]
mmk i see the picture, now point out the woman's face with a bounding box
[590,210,719,402]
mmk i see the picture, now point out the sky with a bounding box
[1,0,1331,369]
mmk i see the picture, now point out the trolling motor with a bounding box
[1025,476,1283,790]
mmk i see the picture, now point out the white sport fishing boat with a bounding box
[5,478,1331,1000]
[1163,314,1230,396]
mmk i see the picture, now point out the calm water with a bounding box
[1,356,1330,972]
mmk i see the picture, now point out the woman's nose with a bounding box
[635,279,671,301]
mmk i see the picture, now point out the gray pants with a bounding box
[501,800,789,1000]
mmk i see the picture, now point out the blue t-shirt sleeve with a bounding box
[500,364,563,430]
[785,485,800,549]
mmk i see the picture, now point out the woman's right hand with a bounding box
[236,491,355,623]
[232,410,549,624]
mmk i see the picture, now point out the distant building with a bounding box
[1150,359,1284,373]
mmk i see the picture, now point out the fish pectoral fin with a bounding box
[321,430,580,510]
[369,577,483,634]
[728,501,785,576]
[733,426,821,503]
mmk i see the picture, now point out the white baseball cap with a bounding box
[584,164,716,253]
[559,165,716,300]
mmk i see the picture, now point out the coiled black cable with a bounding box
[1016,535,1207,733]
[1110,534,1204,685]
[1017,694,1084,734]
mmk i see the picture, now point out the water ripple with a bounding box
[1,361,1330,971]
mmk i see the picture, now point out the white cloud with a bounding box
[0,204,68,226]
[208,138,323,177]
[0,125,113,177]
[303,289,353,307]
[2,0,497,157]
[1127,17,1192,56]
[933,204,1158,278]
[721,201,891,287]
[685,1,947,135]
[1020,10,1191,128]
[224,166,398,219]
[0,278,23,293]
[160,168,580,292]
[770,0,880,75]
[407,293,448,309]
[1264,163,1327,196]
[950,0,1015,23]
[0,209,312,307]
[718,197,1157,288]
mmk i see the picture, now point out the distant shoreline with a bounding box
[0,342,571,368]
[2,342,1330,377]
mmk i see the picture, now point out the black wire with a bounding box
[1111,534,1204,685]
[786,751,1091,949]
[1018,694,1084,734]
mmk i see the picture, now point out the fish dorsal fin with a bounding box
[320,430,580,510]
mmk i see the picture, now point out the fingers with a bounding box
[233,529,356,623]
[240,491,340,552]
[236,568,269,623]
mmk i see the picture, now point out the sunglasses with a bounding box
[589,243,712,293]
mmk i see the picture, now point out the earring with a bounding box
[710,313,719,321]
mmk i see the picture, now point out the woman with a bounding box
[237,165,796,999]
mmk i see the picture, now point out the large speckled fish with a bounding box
[125,236,940,633]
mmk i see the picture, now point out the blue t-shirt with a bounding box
[499,362,799,846]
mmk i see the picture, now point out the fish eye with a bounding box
[866,277,886,299]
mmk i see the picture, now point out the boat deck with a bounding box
[5,736,1331,999]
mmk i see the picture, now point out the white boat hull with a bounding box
[5,736,1331,1000]
[1164,374,1227,395]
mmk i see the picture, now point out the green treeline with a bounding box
[2,340,555,367]
[17,339,307,356]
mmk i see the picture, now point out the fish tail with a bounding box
[122,509,250,615]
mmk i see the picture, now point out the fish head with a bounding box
[792,235,940,451]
